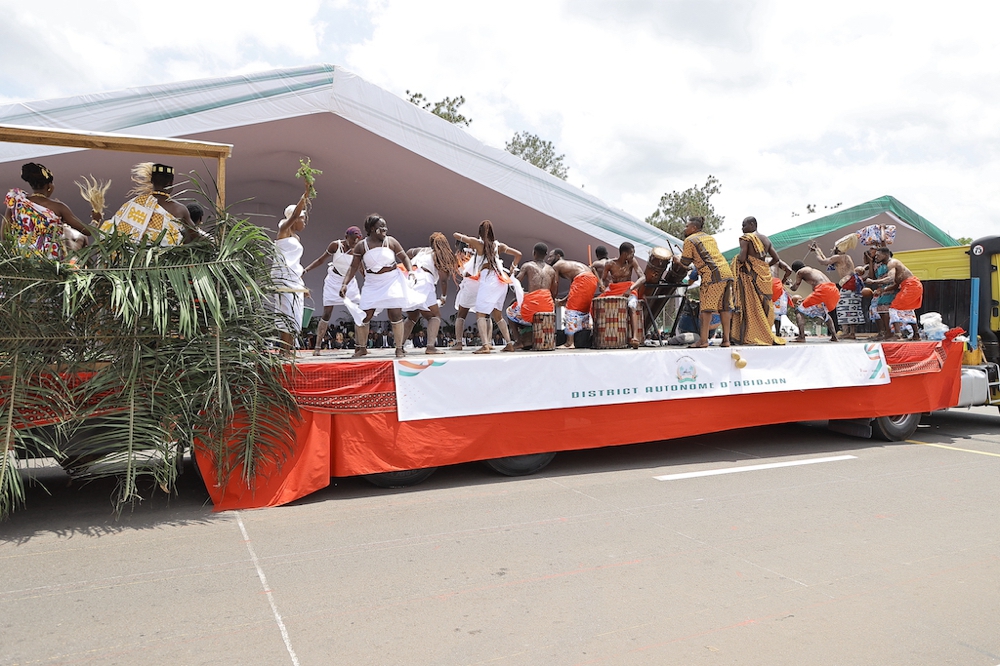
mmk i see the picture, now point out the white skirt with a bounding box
[406,270,438,312]
[360,268,420,311]
[475,269,513,314]
[273,290,304,334]
[455,276,479,312]
[322,270,365,325]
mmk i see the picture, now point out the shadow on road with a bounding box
[1,458,219,543]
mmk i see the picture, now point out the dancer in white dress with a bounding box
[453,220,522,354]
[304,225,365,355]
[402,232,460,355]
[272,181,311,353]
[339,214,416,358]
[448,242,480,350]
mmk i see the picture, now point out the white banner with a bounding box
[394,343,890,422]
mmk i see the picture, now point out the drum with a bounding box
[592,296,629,349]
[532,311,556,351]
[643,247,672,289]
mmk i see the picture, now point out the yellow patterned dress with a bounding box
[101,194,183,246]
[730,233,784,345]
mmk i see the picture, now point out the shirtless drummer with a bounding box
[547,248,600,349]
[506,243,558,348]
[599,242,645,348]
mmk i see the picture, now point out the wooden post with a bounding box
[215,156,227,212]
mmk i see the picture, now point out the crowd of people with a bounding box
[3,160,925,356]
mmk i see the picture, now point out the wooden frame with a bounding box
[0,123,233,210]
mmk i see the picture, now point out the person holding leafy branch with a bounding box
[272,178,312,354]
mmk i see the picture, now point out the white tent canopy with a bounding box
[0,64,676,305]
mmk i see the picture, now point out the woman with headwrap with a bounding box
[453,220,522,354]
[4,162,94,258]
[271,180,312,353]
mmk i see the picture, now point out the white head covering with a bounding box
[278,204,301,229]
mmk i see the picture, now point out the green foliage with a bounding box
[405,90,472,127]
[645,175,725,238]
[295,157,323,198]
[956,236,972,245]
[0,214,299,519]
[505,131,569,180]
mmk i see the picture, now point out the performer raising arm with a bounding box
[340,214,416,358]
[453,220,522,354]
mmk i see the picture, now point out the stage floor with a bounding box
[298,334,863,364]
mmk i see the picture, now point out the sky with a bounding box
[2,0,998,251]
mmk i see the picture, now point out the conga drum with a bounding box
[643,247,672,294]
[532,311,556,351]
[592,296,629,349]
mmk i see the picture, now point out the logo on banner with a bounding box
[676,356,698,383]
[864,343,887,380]
[396,359,447,377]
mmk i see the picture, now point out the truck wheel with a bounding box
[363,468,437,488]
[485,452,557,477]
[872,413,921,441]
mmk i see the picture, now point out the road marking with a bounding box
[906,439,1000,458]
[236,513,300,666]
[654,455,857,481]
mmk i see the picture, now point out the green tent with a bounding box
[723,195,959,261]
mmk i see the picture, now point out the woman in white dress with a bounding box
[453,220,522,354]
[272,181,311,353]
[448,242,480,351]
[339,214,417,358]
[402,232,460,355]
[304,225,365,355]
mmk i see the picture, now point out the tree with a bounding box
[505,131,569,180]
[645,175,725,238]
[956,236,973,245]
[405,90,472,127]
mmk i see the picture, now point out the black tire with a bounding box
[872,413,921,441]
[362,467,437,488]
[485,452,557,477]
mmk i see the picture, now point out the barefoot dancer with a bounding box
[677,217,733,348]
[547,248,599,349]
[448,242,478,351]
[304,225,365,356]
[339,214,417,358]
[453,220,522,354]
[789,261,839,342]
[402,232,460,355]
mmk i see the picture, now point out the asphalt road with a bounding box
[3,407,1000,665]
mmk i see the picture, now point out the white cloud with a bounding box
[2,0,998,250]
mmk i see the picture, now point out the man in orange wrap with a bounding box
[789,261,839,342]
[547,248,600,348]
[597,242,645,348]
[864,247,923,338]
[506,242,557,348]
[771,276,793,337]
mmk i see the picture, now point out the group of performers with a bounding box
[4,160,925,354]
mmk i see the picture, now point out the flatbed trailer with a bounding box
[198,338,966,511]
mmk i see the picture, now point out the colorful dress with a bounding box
[4,189,62,259]
[730,233,783,345]
[102,194,184,246]
[682,231,733,313]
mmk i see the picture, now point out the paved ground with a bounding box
[3,407,1000,665]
